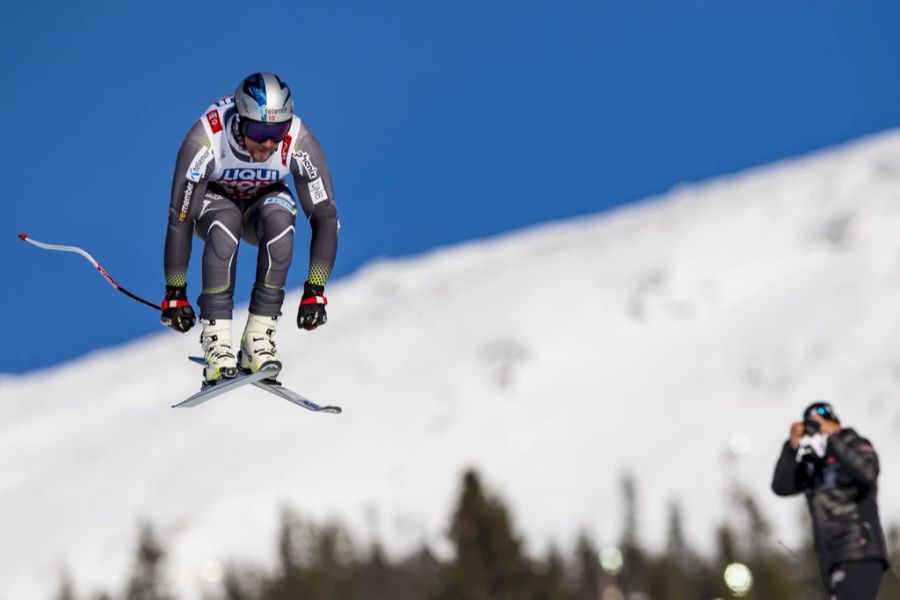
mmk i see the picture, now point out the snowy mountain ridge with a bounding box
[3,130,900,598]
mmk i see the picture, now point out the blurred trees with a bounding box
[642,501,695,600]
[430,469,534,600]
[879,525,900,600]
[262,510,358,599]
[571,533,600,600]
[53,569,76,600]
[58,469,897,600]
[124,522,173,600]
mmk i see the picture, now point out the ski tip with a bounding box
[18,233,28,241]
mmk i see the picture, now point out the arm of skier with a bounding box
[162,122,214,332]
[290,124,339,330]
[828,433,879,486]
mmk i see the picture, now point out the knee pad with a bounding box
[206,220,240,261]
[264,225,295,267]
[259,202,296,260]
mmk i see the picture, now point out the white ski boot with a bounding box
[200,318,238,384]
[240,314,282,373]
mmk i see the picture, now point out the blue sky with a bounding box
[3,1,900,373]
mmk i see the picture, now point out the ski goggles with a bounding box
[241,119,291,143]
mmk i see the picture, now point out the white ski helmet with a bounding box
[234,72,294,124]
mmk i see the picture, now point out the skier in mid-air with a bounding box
[161,72,338,384]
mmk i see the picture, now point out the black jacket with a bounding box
[771,428,888,577]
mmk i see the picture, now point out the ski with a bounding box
[253,379,342,413]
[185,356,341,413]
[173,363,281,408]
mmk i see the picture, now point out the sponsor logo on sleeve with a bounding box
[281,134,292,166]
[264,193,298,215]
[295,150,319,179]
[178,182,195,221]
[308,178,329,204]
[206,110,222,133]
[185,146,213,182]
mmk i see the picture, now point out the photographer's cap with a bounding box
[803,401,840,423]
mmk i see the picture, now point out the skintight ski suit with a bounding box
[164,95,338,319]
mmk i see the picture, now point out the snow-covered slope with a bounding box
[4,131,900,598]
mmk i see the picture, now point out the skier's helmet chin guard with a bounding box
[234,72,294,143]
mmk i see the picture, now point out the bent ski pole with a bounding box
[18,233,161,312]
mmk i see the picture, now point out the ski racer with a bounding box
[161,72,338,383]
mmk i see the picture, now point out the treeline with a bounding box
[56,469,900,600]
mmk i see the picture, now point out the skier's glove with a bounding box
[160,285,196,333]
[297,281,328,330]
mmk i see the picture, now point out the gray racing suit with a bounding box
[164,96,338,319]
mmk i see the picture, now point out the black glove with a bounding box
[160,286,196,333]
[297,281,328,330]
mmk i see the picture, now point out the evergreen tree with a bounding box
[571,532,599,600]
[359,542,393,600]
[737,492,797,600]
[692,562,725,600]
[643,500,694,600]
[356,542,442,600]
[268,508,303,597]
[124,522,174,600]
[220,564,262,600]
[304,522,358,598]
[395,544,441,600]
[793,507,827,600]
[717,521,739,565]
[263,509,358,600]
[665,499,688,559]
[617,473,646,595]
[710,522,739,598]
[54,569,77,600]
[878,524,900,600]
[531,546,567,600]
[430,469,534,600]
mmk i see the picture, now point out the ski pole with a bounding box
[18,233,161,312]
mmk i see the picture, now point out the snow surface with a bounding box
[4,130,900,598]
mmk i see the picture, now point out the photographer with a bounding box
[771,402,888,599]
